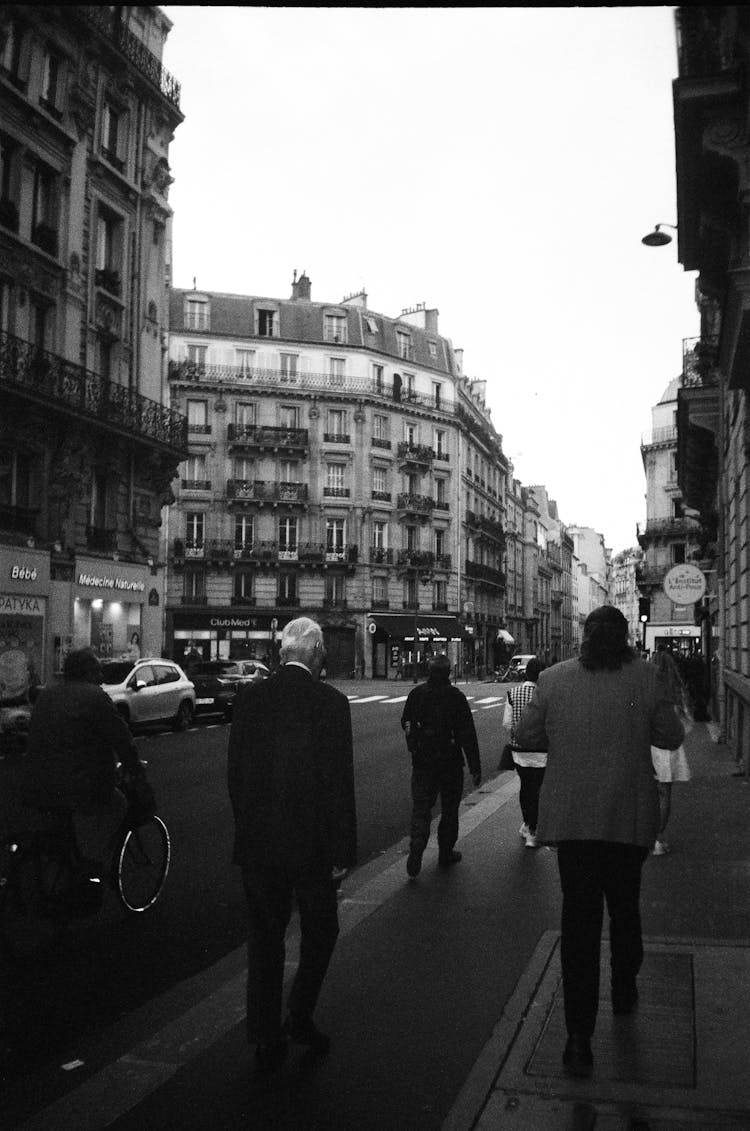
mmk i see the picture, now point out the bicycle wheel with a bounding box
[0,845,64,961]
[115,816,170,912]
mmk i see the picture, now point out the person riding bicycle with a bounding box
[21,647,148,877]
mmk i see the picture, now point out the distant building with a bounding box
[611,547,643,648]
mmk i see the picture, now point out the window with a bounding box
[234,514,254,550]
[280,353,298,381]
[40,50,63,116]
[278,573,297,602]
[185,512,205,550]
[91,471,108,529]
[405,422,417,446]
[373,521,387,549]
[435,529,445,558]
[236,348,254,375]
[183,454,207,487]
[95,206,122,293]
[1,20,29,86]
[257,308,277,337]
[372,576,387,604]
[433,580,447,607]
[325,463,348,496]
[31,161,58,255]
[325,574,346,604]
[29,297,49,352]
[327,408,346,437]
[278,517,298,557]
[279,404,299,429]
[187,400,209,432]
[101,102,125,171]
[185,297,210,331]
[326,518,346,555]
[186,344,207,372]
[436,479,446,506]
[396,331,412,360]
[673,500,684,519]
[405,525,418,551]
[407,473,419,496]
[434,429,447,458]
[672,543,686,565]
[0,134,19,231]
[371,364,385,395]
[234,570,254,601]
[279,459,298,483]
[329,357,345,387]
[183,569,205,601]
[366,317,379,335]
[404,577,418,608]
[373,413,389,445]
[324,314,347,343]
[0,449,35,509]
[428,341,438,359]
[97,337,113,380]
[372,467,387,496]
[403,373,415,398]
[433,381,442,409]
[235,402,255,428]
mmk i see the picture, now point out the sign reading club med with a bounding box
[663,564,706,605]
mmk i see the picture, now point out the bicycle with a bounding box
[0,774,170,961]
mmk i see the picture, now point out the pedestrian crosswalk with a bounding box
[345,692,506,710]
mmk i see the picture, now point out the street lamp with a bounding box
[640,613,648,652]
[641,222,678,247]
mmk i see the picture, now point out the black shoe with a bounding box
[612,982,639,1016]
[438,849,462,868]
[562,1033,593,1078]
[255,1037,288,1073]
[283,1013,331,1055]
[406,847,423,878]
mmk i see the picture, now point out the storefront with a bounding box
[643,623,701,657]
[0,545,50,702]
[367,612,462,680]
[169,610,290,668]
[71,557,158,664]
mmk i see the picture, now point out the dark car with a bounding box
[190,659,270,720]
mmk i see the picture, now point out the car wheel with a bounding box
[173,700,193,732]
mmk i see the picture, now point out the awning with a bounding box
[368,613,462,641]
[496,629,515,644]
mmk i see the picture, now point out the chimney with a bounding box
[296,270,311,301]
[290,269,298,300]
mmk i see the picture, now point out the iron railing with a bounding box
[1,330,188,454]
[77,6,181,109]
[227,424,309,449]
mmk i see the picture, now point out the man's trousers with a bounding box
[556,840,649,1038]
[409,756,464,857]
[242,862,339,1044]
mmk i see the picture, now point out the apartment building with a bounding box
[166,276,509,679]
[0,5,186,692]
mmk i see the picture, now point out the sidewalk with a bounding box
[9,719,750,1130]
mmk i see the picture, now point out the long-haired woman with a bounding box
[649,648,692,855]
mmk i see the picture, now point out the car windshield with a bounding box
[100,661,136,685]
[193,662,240,675]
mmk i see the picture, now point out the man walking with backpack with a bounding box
[401,653,481,878]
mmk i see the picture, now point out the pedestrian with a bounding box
[515,606,684,1080]
[400,652,481,878]
[227,617,357,1073]
[502,656,547,848]
[649,648,692,855]
[22,647,148,877]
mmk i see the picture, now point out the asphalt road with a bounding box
[0,681,509,1090]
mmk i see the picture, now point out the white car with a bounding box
[508,654,536,681]
[101,658,196,732]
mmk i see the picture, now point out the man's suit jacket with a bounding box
[227,665,357,871]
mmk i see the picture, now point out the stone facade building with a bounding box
[165,276,510,679]
[0,5,186,692]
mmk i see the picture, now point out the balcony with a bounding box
[325,545,358,566]
[397,549,435,570]
[77,5,182,109]
[95,267,121,297]
[205,539,234,561]
[86,525,117,553]
[433,553,452,570]
[636,516,702,542]
[370,547,393,565]
[298,542,325,564]
[0,330,187,456]
[181,479,211,492]
[227,424,309,455]
[675,7,739,81]
[397,442,434,469]
[227,480,309,506]
[323,598,348,609]
[396,492,434,518]
[371,437,391,450]
[323,433,351,444]
[323,486,350,499]
[465,560,506,587]
[371,491,391,503]
[172,538,205,559]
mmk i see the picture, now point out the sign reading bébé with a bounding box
[663,564,706,605]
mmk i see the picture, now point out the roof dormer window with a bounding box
[185,294,210,331]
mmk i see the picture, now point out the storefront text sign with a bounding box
[77,573,146,593]
[663,564,706,605]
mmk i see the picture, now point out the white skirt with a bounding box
[651,744,691,783]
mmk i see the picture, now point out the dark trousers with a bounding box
[242,862,339,1044]
[514,765,545,831]
[556,841,649,1038]
[410,756,464,857]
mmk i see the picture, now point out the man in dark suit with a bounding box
[228,617,357,1072]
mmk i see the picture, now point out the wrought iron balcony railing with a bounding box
[397,442,435,464]
[370,547,393,565]
[226,479,309,504]
[465,560,506,586]
[77,6,181,109]
[0,330,187,454]
[396,493,434,514]
[227,424,309,450]
[397,549,435,569]
[637,516,702,539]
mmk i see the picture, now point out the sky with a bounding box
[160,5,699,555]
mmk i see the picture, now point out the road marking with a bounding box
[474,696,502,704]
[347,695,390,703]
[383,695,408,703]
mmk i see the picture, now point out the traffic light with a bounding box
[638,597,650,621]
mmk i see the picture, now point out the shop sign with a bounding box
[1,546,50,592]
[0,594,46,702]
[663,564,706,605]
[77,573,146,593]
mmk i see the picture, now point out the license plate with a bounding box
[196,698,214,705]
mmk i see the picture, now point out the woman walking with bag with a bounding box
[502,656,546,848]
[650,648,692,855]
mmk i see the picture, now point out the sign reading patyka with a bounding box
[663,564,706,605]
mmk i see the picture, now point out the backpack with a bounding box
[413,686,454,759]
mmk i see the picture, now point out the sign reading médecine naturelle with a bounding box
[663,564,707,605]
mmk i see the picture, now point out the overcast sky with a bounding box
[160,5,699,554]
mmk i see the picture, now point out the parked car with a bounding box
[190,659,270,719]
[100,658,195,732]
[507,654,536,681]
